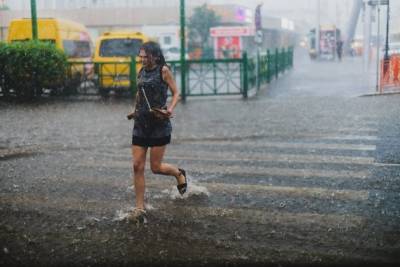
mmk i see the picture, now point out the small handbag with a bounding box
[151,107,171,120]
[127,87,171,120]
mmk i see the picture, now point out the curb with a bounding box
[360,91,400,97]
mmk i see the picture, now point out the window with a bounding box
[99,38,143,57]
[163,36,172,46]
[63,40,92,58]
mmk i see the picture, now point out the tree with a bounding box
[0,1,9,10]
[187,4,220,56]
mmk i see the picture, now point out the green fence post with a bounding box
[281,48,286,72]
[285,47,290,69]
[275,48,279,79]
[290,47,294,68]
[243,52,248,98]
[213,61,217,95]
[130,56,137,96]
[267,50,271,83]
[257,49,260,91]
[271,52,275,79]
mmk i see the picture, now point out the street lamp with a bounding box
[369,0,390,92]
[384,0,390,61]
[381,0,390,85]
[376,0,381,92]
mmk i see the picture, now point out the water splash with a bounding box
[113,203,156,222]
[162,178,210,200]
[113,208,131,221]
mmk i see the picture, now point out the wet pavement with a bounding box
[1,49,400,267]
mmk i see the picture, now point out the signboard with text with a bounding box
[210,26,255,37]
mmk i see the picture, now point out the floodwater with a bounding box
[1,49,400,267]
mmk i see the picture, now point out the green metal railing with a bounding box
[65,47,294,98]
[158,58,244,97]
[244,47,293,94]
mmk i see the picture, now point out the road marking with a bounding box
[182,206,365,228]
[144,180,369,202]
[201,182,370,201]
[78,160,370,179]
[0,194,365,228]
[165,153,375,165]
[174,134,379,142]
[185,163,370,179]
[86,151,375,165]
[176,140,376,151]
[32,175,369,202]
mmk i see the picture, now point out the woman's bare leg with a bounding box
[132,145,148,209]
[150,145,186,185]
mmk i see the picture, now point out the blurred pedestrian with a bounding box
[336,40,343,61]
[127,41,187,221]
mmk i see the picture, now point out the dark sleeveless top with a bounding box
[132,65,172,138]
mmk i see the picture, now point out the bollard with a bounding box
[267,50,271,83]
[256,49,261,91]
[275,48,279,79]
[290,47,294,67]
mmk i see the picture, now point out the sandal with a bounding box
[176,168,188,195]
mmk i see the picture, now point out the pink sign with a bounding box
[210,27,255,37]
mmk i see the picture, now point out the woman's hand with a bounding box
[166,107,173,117]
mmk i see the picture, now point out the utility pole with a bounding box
[316,0,321,59]
[376,0,381,92]
[363,0,372,72]
[30,0,38,40]
[344,0,363,56]
[180,0,186,102]
[383,0,390,77]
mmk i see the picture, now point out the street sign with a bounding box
[210,26,255,37]
[255,30,263,44]
[255,4,262,31]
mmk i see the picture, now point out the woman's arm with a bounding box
[127,91,139,120]
[162,65,180,115]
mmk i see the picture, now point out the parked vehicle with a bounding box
[308,25,341,61]
[93,31,149,96]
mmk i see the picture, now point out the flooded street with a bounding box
[1,51,400,267]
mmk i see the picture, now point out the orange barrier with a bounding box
[380,54,400,93]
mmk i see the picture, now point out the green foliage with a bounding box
[0,4,10,10]
[188,4,220,53]
[0,42,9,94]
[0,40,67,98]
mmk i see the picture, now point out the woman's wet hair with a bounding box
[139,41,167,66]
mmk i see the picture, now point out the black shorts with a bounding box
[132,135,171,147]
